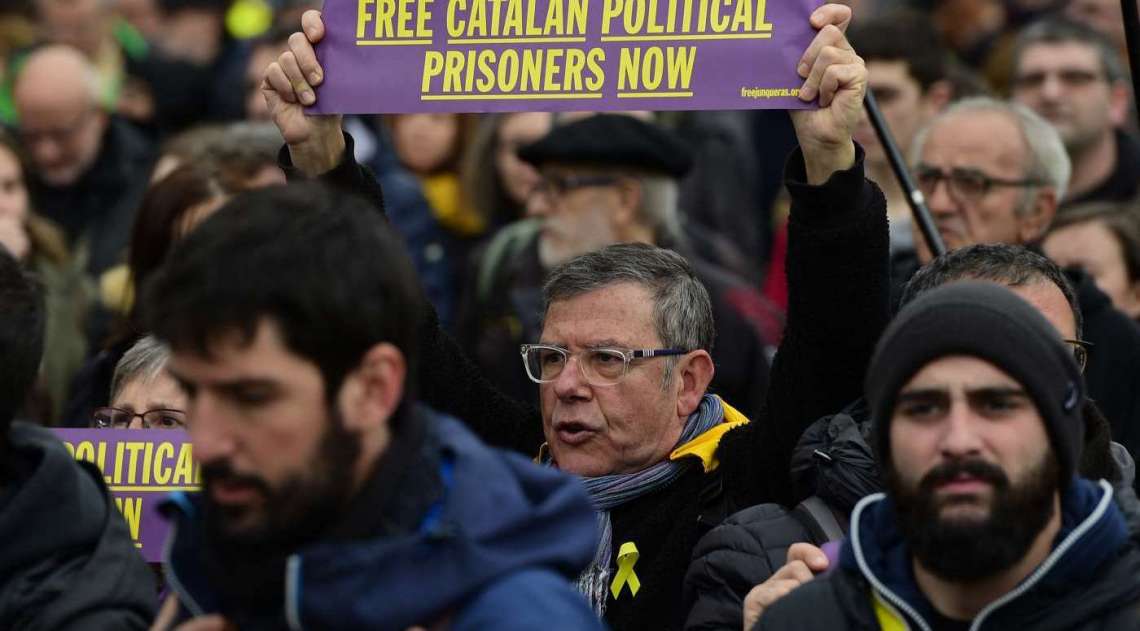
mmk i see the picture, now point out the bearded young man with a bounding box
[756,282,1140,630]
[146,185,603,630]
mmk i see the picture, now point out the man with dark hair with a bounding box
[0,247,156,628]
[848,10,955,254]
[1010,18,1140,207]
[756,282,1140,629]
[145,184,603,629]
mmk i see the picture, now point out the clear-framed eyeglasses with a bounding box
[520,344,688,387]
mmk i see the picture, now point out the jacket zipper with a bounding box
[851,480,1115,631]
[161,520,207,618]
[285,554,304,630]
[850,493,933,631]
[968,479,1114,631]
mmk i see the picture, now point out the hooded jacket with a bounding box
[757,477,1140,631]
[161,407,603,631]
[683,400,1140,631]
[0,422,156,630]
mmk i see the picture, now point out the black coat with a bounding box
[0,423,156,629]
[28,117,154,277]
[285,140,891,631]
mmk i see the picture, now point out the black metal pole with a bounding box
[863,90,947,258]
[1122,0,1140,114]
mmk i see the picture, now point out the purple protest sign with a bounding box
[309,0,822,113]
[53,428,199,562]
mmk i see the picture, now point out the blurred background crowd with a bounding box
[1,0,1139,440]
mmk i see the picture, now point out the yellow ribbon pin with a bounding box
[610,542,642,599]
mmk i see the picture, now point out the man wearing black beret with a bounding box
[453,111,777,420]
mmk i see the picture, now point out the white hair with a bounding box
[910,96,1072,206]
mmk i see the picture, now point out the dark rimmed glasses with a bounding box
[530,174,620,200]
[91,407,186,430]
[914,165,1047,204]
[520,344,687,386]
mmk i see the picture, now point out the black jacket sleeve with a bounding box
[682,504,815,631]
[717,145,891,510]
[280,137,544,456]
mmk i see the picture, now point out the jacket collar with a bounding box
[842,477,1127,631]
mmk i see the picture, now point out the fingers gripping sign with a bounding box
[788,4,866,185]
[262,9,346,176]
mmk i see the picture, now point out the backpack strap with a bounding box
[792,495,848,543]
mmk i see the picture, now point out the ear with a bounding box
[675,350,715,418]
[1109,82,1130,128]
[1019,187,1059,244]
[1124,281,1140,319]
[921,80,953,116]
[610,177,643,232]
[336,342,407,434]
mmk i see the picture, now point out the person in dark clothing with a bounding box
[0,247,156,629]
[267,5,890,629]
[684,243,1140,631]
[454,113,777,417]
[1009,18,1140,207]
[757,281,1140,630]
[144,185,602,630]
[13,45,155,278]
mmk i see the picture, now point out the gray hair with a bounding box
[110,336,171,402]
[1013,17,1126,85]
[541,243,714,386]
[911,96,1072,207]
[636,175,683,244]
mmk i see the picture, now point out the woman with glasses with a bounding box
[91,335,185,430]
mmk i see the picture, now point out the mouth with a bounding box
[553,420,598,446]
[208,478,262,506]
[934,473,991,496]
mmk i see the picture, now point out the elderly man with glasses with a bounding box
[885,95,1140,483]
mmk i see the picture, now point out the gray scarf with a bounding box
[550,394,727,616]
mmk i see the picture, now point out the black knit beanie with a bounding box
[866,281,1085,481]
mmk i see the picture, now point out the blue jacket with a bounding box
[759,477,1140,630]
[161,409,605,631]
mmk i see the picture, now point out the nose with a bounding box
[1040,73,1065,101]
[526,189,551,218]
[938,402,985,459]
[551,354,591,401]
[185,395,236,464]
[128,416,146,430]
[32,139,62,167]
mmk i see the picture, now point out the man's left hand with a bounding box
[789,4,865,185]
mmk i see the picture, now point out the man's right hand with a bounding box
[741,543,830,630]
[262,9,345,176]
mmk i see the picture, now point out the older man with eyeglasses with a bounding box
[884,95,1140,483]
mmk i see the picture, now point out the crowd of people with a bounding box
[2,0,1140,628]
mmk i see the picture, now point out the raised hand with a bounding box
[789,4,865,185]
[262,9,346,175]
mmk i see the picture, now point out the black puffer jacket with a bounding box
[0,422,156,630]
[683,403,878,631]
